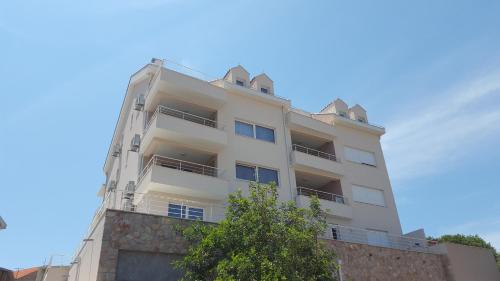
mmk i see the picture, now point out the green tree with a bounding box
[175,182,339,281]
[429,234,500,269]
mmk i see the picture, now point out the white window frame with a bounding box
[234,119,276,144]
[167,202,205,220]
[235,162,280,186]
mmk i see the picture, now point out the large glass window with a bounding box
[236,164,256,181]
[235,120,275,143]
[235,121,254,138]
[255,125,275,143]
[258,167,279,185]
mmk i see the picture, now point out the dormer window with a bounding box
[236,79,245,86]
[260,87,269,94]
[358,117,366,123]
[339,111,347,117]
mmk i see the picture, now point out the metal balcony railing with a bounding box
[297,186,346,204]
[138,155,219,186]
[292,144,338,162]
[145,105,218,133]
[323,224,439,254]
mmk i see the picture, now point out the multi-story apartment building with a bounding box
[99,58,402,238]
[66,58,500,281]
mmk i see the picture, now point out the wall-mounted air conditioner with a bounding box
[130,134,140,152]
[108,180,117,191]
[124,181,135,199]
[111,144,121,157]
[134,95,145,111]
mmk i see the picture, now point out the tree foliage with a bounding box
[175,182,339,280]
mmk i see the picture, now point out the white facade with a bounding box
[100,59,402,235]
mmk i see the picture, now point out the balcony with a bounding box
[296,187,353,219]
[142,105,227,154]
[291,144,344,177]
[136,155,229,201]
[145,66,227,112]
[287,110,336,138]
[323,225,437,253]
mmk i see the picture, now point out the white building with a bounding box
[99,58,402,236]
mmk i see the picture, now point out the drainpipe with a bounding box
[281,105,294,200]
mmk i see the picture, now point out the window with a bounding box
[187,207,204,220]
[357,117,366,123]
[236,163,279,185]
[235,121,254,138]
[352,185,386,207]
[236,79,245,86]
[255,125,275,142]
[339,111,347,117]
[235,121,275,143]
[258,167,279,185]
[168,203,204,220]
[236,164,256,181]
[344,147,376,166]
[260,87,269,94]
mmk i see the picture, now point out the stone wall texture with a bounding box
[326,240,452,281]
[97,210,452,281]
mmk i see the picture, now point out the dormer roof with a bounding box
[350,104,366,112]
[223,65,249,80]
[250,73,273,84]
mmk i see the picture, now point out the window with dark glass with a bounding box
[255,125,275,143]
[168,203,185,218]
[187,207,204,220]
[257,167,279,185]
[235,121,254,138]
[260,87,269,94]
[236,80,245,86]
[168,203,204,220]
[236,164,256,181]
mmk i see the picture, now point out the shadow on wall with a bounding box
[116,251,184,281]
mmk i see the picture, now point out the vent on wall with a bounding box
[130,134,141,152]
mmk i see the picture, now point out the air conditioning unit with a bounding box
[134,95,145,111]
[130,134,141,152]
[111,144,121,157]
[108,180,117,191]
[124,181,135,199]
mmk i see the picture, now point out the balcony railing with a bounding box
[292,144,338,162]
[323,224,439,254]
[138,155,219,186]
[297,186,346,204]
[145,105,218,133]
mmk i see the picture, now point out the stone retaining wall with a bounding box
[97,210,452,281]
[326,240,451,281]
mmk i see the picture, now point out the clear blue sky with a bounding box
[1,0,500,269]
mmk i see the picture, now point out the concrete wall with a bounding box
[437,243,500,281]
[67,214,105,281]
